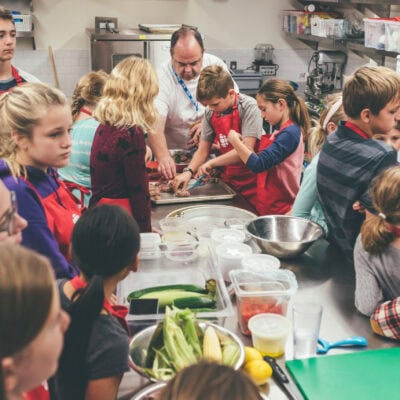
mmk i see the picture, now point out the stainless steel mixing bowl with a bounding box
[246,215,324,259]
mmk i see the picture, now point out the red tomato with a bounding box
[237,297,286,336]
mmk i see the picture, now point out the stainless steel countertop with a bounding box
[117,198,398,400]
[86,28,172,41]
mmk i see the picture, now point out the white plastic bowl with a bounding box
[211,228,246,245]
[241,254,281,271]
[216,242,252,281]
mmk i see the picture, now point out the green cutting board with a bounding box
[286,347,400,400]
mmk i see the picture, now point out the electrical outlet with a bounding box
[230,61,237,70]
[95,16,118,31]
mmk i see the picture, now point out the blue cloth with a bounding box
[292,153,328,235]
[0,160,78,279]
[58,118,99,207]
[246,124,301,173]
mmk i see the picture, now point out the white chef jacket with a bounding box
[155,53,237,149]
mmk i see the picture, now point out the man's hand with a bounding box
[187,121,202,149]
[157,155,176,180]
[173,171,192,192]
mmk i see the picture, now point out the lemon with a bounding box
[243,359,273,386]
[244,346,263,364]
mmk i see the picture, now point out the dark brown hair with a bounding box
[0,7,14,23]
[170,26,204,55]
[158,361,263,400]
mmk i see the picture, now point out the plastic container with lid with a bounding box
[229,269,297,336]
[248,313,292,357]
[211,228,246,246]
[215,242,252,282]
[241,254,281,271]
[139,233,161,260]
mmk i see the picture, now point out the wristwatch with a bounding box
[182,167,194,177]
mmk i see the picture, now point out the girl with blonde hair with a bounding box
[58,70,109,207]
[0,244,70,400]
[90,57,159,232]
[0,82,80,279]
[228,79,311,215]
[354,165,400,316]
[292,93,345,234]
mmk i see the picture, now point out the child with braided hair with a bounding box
[354,165,400,316]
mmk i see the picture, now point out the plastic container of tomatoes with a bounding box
[229,269,298,336]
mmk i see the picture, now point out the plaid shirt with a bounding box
[371,298,400,340]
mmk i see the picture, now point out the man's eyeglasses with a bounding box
[0,191,18,235]
[173,57,202,68]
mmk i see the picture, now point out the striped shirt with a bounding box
[316,121,398,261]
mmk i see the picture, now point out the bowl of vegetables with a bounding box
[129,306,245,382]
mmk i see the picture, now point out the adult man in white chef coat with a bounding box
[0,7,39,94]
[148,26,237,179]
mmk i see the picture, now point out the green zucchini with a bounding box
[127,284,208,302]
[173,296,216,310]
[139,290,207,308]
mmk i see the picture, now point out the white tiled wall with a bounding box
[13,47,375,98]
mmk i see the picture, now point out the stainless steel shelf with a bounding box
[286,32,398,59]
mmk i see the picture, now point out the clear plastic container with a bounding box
[248,313,292,357]
[229,269,298,336]
[139,233,161,260]
[215,242,252,282]
[211,228,246,246]
[117,246,233,332]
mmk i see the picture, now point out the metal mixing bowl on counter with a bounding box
[245,215,324,259]
[129,321,245,383]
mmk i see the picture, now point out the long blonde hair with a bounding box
[94,57,159,132]
[71,70,108,122]
[258,79,311,142]
[308,93,346,159]
[361,166,400,254]
[0,82,68,177]
[0,244,54,398]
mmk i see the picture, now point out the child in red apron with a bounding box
[52,205,141,400]
[228,79,311,215]
[0,82,80,278]
[173,65,262,210]
[0,245,70,400]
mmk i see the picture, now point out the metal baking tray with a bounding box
[138,23,181,33]
[151,179,236,205]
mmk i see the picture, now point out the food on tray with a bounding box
[149,182,161,201]
[175,189,190,197]
[142,307,242,380]
[170,149,192,165]
[127,280,217,312]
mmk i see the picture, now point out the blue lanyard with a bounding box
[172,65,199,112]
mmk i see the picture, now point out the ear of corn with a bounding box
[202,325,223,362]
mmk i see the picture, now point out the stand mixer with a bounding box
[305,51,347,114]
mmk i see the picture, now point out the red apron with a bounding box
[257,120,304,215]
[97,197,133,215]
[0,65,25,94]
[210,94,258,209]
[25,384,49,400]
[23,176,81,260]
[69,276,129,334]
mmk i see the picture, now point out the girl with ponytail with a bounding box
[354,165,400,316]
[52,204,140,400]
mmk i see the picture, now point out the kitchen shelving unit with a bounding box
[287,0,399,63]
